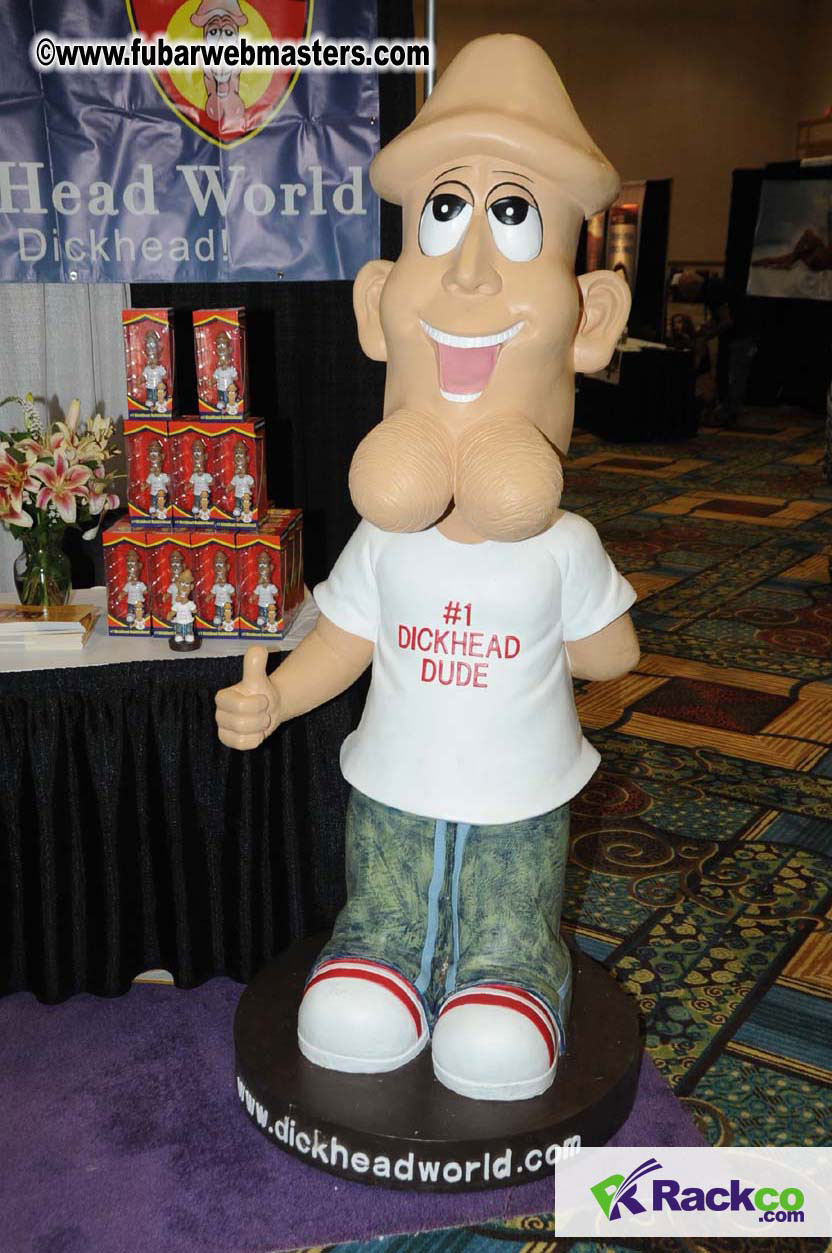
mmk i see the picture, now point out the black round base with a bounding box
[168,635,201,652]
[233,937,641,1192]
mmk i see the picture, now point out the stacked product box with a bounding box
[237,509,303,638]
[110,306,303,641]
[103,518,152,635]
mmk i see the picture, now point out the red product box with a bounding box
[147,531,194,636]
[193,308,248,417]
[189,531,238,636]
[210,420,266,530]
[103,518,152,635]
[122,309,174,416]
[169,420,217,528]
[237,509,303,638]
[125,419,172,527]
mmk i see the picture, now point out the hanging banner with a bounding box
[0,0,380,282]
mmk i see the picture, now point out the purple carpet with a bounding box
[0,978,703,1252]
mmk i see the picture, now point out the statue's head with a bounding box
[350,35,630,542]
[144,330,161,364]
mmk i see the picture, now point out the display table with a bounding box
[0,588,366,1003]
[575,337,697,442]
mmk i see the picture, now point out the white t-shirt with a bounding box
[212,581,234,606]
[124,579,147,606]
[314,514,636,824]
[172,600,196,624]
[146,471,169,495]
[231,473,254,499]
[143,364,166,388]
[190,471,213,495]
[214,365,238,390]
[255,582,277,608]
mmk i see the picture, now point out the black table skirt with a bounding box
[0,655,366,1003]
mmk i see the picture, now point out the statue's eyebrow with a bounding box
[431,165,470,186]
[493,169,533,183]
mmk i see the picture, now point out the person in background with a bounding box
[672,269,756,428]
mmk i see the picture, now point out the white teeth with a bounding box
[420,319,524,349]
[440,389,483,403]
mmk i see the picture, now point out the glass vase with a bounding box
[13,525,72,610]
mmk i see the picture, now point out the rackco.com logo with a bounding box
[591,1158,806,1225]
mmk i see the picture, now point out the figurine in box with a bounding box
[214,332,238,414]
[211,552,235,628]
[222,600,236,633]
[190,440,213,520]
[225,381,240,416]
[216,37,637,1102]
[252,551,278,628]
[145,439,170,519]
[142,331,168,414]
[123,549,148,629]
[230,441,254,520]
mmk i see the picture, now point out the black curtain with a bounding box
[0,654,368,1002]
[130,0,415,587]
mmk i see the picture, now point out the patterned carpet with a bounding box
[314,409,832,1253]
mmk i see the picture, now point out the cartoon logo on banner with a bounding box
[126,0,312,147]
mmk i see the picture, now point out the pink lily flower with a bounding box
[0,449,33,528]
[31,452,91,524]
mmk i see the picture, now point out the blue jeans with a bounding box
[315,789,572,1045]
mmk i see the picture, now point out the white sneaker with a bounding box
[432,983,558,1101]
[298,957,428,1074]
[186,633,194,643]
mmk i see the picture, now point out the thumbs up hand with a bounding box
[215,645,282,750]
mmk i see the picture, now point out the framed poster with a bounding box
[747,178,832,301]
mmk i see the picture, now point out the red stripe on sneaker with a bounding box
[317,957,419,995]
[439,991,555,1066]
[314,958,424,1017]
[477,984,556,1024]
[305,966,424,1039]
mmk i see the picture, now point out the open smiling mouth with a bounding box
[419,319,524,403]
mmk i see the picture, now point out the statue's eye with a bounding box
[487,196,542,261]
[418,193,473,256]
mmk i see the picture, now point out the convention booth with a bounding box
[0,4,719,1248]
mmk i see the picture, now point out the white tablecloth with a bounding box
[0,586,319,674]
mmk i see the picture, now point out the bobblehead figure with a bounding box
[217,36,639,1103]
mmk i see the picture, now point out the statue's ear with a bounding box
[573,270,631,374]
[353,259,393,361]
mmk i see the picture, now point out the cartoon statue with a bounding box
[265,601,279,634]
[216,37,637,1103]
[251,551,278,628]
[222,600,236,633]
[145,440,169,518]
[213,331,239,413]
[170,577,199,650]
[229,441,254,519]
[142,330,167,413]
[123,548,147,629]
[167,551,193,619]
[190,440,213,518]
[190,0,247,134]
[211,552,235,627]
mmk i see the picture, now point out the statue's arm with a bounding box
[270,612,374,720]
[565,612,639,681]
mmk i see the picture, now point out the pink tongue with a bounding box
[437,342,499,395]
